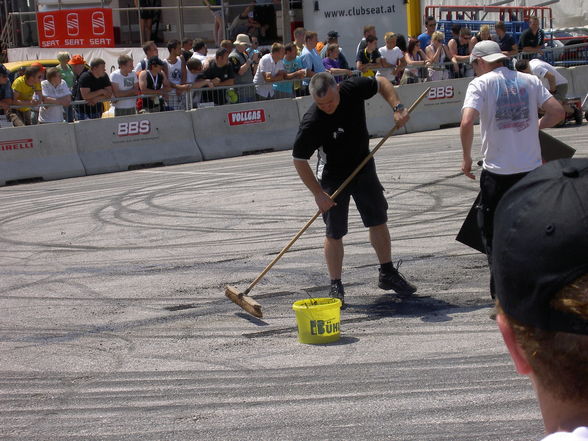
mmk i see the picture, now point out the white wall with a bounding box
[302,0,407,61]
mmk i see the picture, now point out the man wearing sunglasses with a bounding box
[417,16,437,51]
[449,27,474,78]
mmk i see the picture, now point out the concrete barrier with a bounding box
[365,78,472,137]
[293,78,471,138]
[0,123,85,186]
[555,67,576,97]
[74,111,203,175]
[191,98,301,160]
[569,65,588,98]
[295,95,314,122]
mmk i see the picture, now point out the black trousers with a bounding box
[478,169,529,295]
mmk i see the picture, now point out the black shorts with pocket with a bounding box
[320,165,388,239]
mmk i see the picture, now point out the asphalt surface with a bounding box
[1,123,586,441]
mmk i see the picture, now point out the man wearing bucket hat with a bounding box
[493,158,588,440]
[459,40,564,298]
[229,34,259,102]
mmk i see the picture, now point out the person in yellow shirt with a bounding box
[11,65,43,125]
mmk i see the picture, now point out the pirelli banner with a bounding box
[0,123,85,186]
[37,8,115,48]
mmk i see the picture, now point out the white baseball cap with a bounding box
[470,40,508,64]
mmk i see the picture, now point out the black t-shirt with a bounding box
[292,76,379,180]
[76,71,111,114]
[201,61,235,105]
[357,48,381,66]
[497,33,516,52]
[202,61,235,82]
[519,28,544,59]
[519,28,544,49]
[71,67,88,102]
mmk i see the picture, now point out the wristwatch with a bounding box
[393,103,405,112]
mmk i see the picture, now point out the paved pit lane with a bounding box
[1,124,586,441]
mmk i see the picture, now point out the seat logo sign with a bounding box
[117,120,151,137]
[228,109,266,126]
[92,11,106,35]
[42,15,56,38]
[36,8,114,48]
[66,13,79,36]
[428,85,455,100]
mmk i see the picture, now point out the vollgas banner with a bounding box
[302,0,407,60]
[37,8,115,48]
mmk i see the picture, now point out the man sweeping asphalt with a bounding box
[292,72,416,306]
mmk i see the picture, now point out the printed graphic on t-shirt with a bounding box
[171,68,182,82]
[495,77,530,132]
[123,76,135,88]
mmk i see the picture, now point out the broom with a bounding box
[226,87,432,318]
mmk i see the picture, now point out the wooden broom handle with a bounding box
[243,87,432,295]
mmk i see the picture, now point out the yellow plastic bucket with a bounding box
[292,298,342,344]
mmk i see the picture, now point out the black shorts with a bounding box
[320,166,388,239]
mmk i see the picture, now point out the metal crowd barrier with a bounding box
[3,44,588,128]
[1,75,354,127]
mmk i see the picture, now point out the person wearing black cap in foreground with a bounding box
[493,158,588,441]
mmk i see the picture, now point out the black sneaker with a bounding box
[330,280,346,308]
[378,261,417,295]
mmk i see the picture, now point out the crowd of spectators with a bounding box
[0,13,556,127]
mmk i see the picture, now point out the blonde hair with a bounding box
[432,31,444,42]
[384,32,396,42]
[479,24,491,39]
[56,51,71,63]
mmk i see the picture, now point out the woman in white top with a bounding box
[39,67,71,124]
[425,31,454,82]
[400,38,430,85]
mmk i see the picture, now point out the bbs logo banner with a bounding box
[117,120,151,136]
[428,86,455,100]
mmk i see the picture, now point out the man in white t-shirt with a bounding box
[39,67,71,124]
[492,158,588,441]
[460,40,564,297]
[110,54,139,117]
[376,32,404,82]
[516,58,577,119]
[253,42,286,99]
[190,38,209,63]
